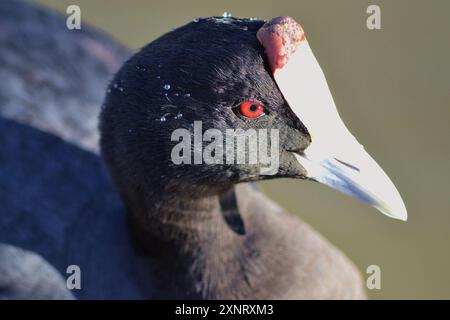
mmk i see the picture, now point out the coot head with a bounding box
[100,17,309,193]
[100,16,407,219]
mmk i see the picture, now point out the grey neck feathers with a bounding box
[124,182,281,299]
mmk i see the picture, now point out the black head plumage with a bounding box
[100,17,310,202]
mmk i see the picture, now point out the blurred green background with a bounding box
[37,0,450,299]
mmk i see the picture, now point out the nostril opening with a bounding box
[334,158,360,172]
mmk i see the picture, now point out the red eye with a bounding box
[239,101,265,119]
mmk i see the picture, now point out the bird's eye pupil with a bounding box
[237,101,265,119]
[249,104,258,112]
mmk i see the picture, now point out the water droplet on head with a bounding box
[156,75,161,79]
[193,18,199,23]
[163,84,171,90]
[174,93,179,97]
[113,83,118,88]
[242,26,248,31]
[222,11,232,18]
[249,17,257,21]
[118,87,124,92]
[159,112,170,122]
[184,93,191,98]
[174,112,183,120]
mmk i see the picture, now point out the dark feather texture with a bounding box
[0,1,366,299]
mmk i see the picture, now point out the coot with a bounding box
[0,1,406,299]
